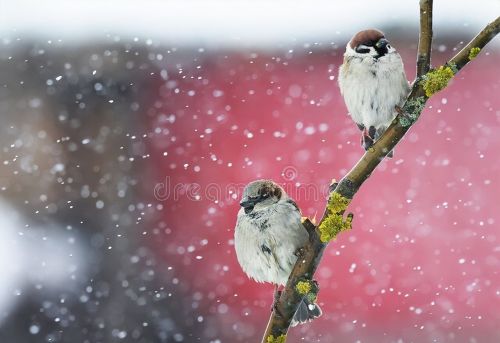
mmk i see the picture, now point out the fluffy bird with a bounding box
[338,29,410,156]
[234,179,321,326]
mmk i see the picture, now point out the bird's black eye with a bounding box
[261,193,269,199]
[355,47,370,54]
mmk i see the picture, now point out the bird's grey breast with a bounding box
[245,207,275,231]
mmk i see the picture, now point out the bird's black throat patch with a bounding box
[261,244,272,254]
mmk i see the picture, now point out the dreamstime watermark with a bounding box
[281,165,298,181]
[153,166,330,203]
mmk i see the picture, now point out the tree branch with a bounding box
[261,9,500,343]
[417,0,433,77]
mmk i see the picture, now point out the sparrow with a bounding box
[234,179,321,326]
[338,29,410,157]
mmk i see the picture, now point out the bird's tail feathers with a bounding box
[374,126,395,158]
[290,297,322,327]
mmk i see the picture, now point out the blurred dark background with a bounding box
[1,1,500,342]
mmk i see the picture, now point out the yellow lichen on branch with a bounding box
[468,47,481,60]
[267,334,286,343]
[295,280,312,295]
[318,215,352,242]
[327,192,350,213]
[421,65,455,97]
[295,279,319,303]
[318,193,352,243]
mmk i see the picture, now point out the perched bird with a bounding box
[338,29,410,156]
[234,179,321,326]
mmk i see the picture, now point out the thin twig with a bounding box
[416,0,433,77]
[448,16,500,72]
[261,10,500,343]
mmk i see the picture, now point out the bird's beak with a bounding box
[375,38,389,49]
[240,196,260,208]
